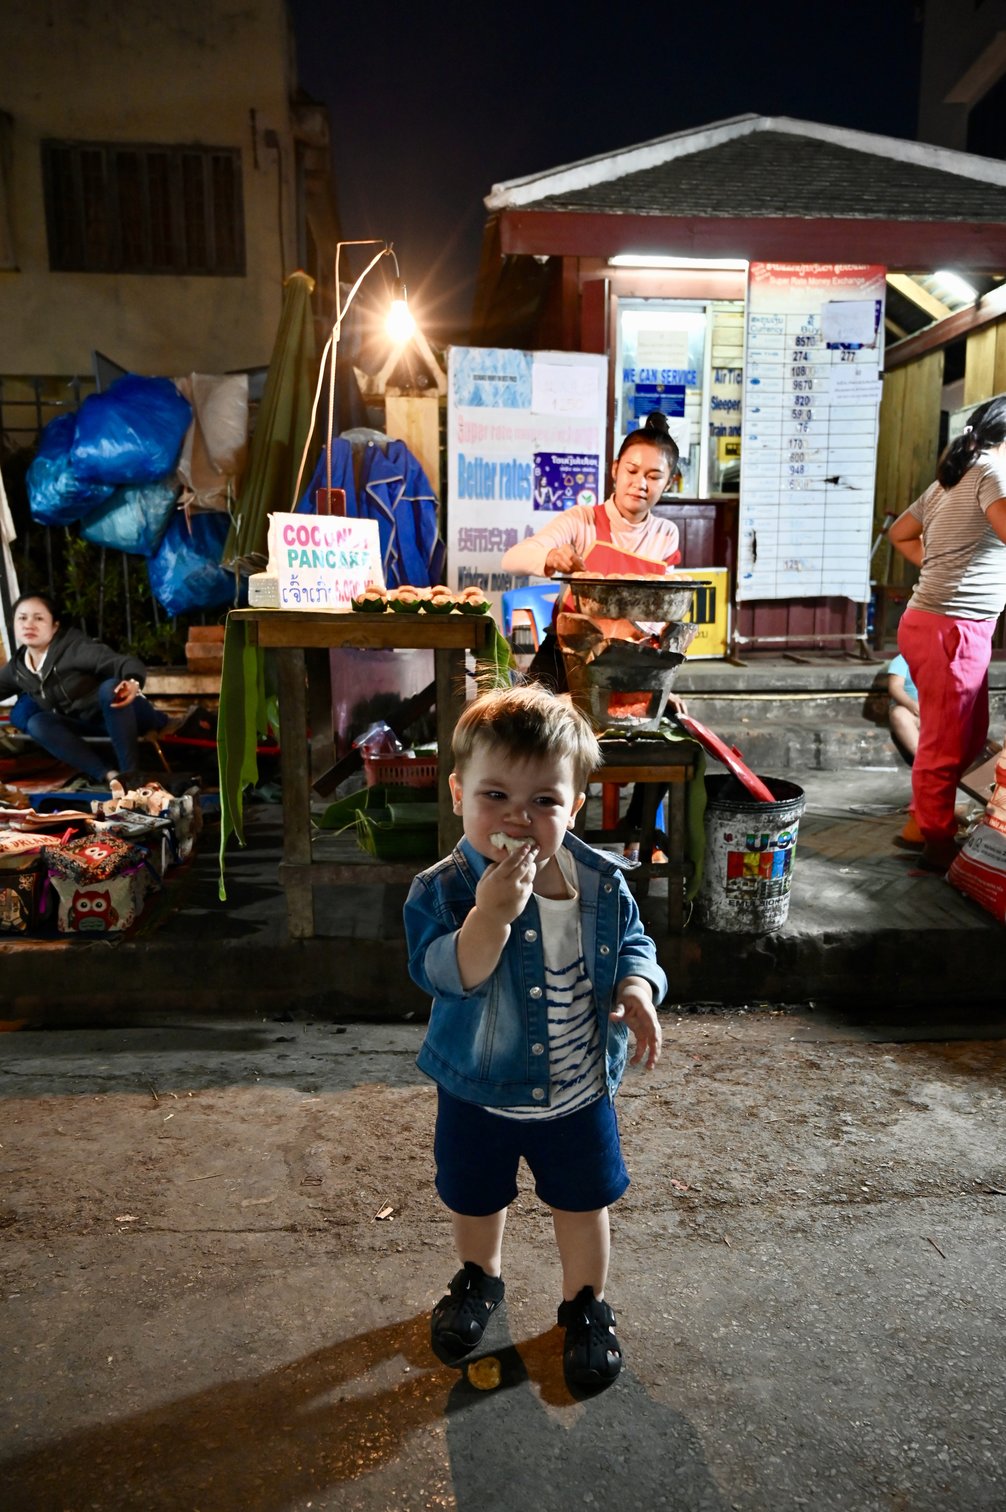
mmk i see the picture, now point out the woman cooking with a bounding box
[501,410,686,859]
[888,396,1006,872]
[501,411,683,691]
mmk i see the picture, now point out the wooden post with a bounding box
[385,390,442,498]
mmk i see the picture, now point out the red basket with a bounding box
[361,752,439,789]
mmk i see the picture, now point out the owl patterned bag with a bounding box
[46,833,159,935]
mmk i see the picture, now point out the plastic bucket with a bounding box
[696,774,806,933]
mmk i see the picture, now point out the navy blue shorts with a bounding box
[434,1087,630,1216]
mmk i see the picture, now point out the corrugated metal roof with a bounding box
[523,131,1006,221]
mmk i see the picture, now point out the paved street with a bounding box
[2,1007,1004,1510]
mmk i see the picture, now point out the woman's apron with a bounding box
[530,503,644,691]
[528,501,682,691]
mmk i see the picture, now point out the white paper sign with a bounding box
[829,367,883,405]
[821,299,880,349]
[637,330,690,368]
[267,513,383,611]
[531,362,600,417]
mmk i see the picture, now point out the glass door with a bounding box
[615,298,745,497]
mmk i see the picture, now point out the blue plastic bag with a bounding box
[26,412,115,526]
[80,479,179,556]
[70,375,192,486]
[147,510,235,615]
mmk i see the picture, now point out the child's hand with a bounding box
[474,842,538,928]
[610,976,661,1070]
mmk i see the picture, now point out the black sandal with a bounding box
[557,1285,623,1389]
[431,1261,505,1364]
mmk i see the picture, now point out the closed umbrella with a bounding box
[222,270,318,572]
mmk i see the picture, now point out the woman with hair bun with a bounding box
[501,411,683,691]
[888,396,1006,870]
[501,411,686,859]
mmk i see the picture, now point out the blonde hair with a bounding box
[452,684,601,792]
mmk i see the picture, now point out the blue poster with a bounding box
[533,452,600,511]
[450,347,532,409]
[632,383,685,420]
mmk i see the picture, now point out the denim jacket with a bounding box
[404,831,667,1108]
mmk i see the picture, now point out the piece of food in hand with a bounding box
[489,831,536,854]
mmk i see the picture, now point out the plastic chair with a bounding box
[500,584,560,650]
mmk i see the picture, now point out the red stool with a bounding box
[601,782,666,835]
[576,739,699,931]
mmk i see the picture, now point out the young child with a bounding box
[887,651,924,847]
[886,652,920,766]
[403,684,666,1390]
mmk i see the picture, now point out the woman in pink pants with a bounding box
[888,397,1006,871]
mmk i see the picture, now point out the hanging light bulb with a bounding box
[386,278,416,344]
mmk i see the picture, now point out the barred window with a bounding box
[42,140,245,275]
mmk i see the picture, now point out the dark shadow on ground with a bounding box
[0,1311,727,1511]
[445,1326,729,1511]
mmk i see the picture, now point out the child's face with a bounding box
[449,739,585,869]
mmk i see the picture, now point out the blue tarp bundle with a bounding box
[80,480,179,557]
[147,510,235,616]
[26,413,115,526]
[70,375,192,486]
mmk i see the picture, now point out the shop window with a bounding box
[41,140,245,276]
[616,298,745,498]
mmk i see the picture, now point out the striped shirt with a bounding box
[907,456,1006,619]
[491,848,605,1121]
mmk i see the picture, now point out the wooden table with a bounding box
[229,609,494,938]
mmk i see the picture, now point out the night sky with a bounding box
[286,0,923,342]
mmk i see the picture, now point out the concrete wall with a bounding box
[917,0,1006,152]
[0,0,300,379]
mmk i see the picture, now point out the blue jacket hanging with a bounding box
[296,435,444,589]
[360,438,444,589]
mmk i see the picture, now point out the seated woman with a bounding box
[0,592,170,787]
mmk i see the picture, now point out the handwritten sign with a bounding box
[267,513,383,611]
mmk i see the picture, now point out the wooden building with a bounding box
[471,114,1006,651]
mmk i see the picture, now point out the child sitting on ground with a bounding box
[403,684,666,1391]
[888,652,924,848]
[887,652,920,766]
